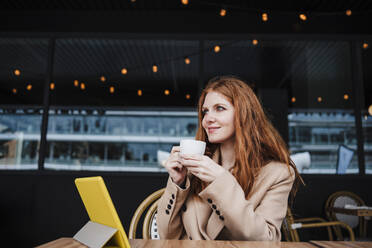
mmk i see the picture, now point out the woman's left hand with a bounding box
[178,154,226,183]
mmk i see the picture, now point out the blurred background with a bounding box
[0,0,371,246]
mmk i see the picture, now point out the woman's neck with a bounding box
[220,138,235,170]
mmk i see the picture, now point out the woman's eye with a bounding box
[202,109,208,115]
[216,106,225,111]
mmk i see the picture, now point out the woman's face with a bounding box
[202,91,235,144]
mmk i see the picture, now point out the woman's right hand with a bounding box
[163,146,187,187]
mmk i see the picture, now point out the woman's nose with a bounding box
[204,113,216,123]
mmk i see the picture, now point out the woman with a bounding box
[157,75,301,241]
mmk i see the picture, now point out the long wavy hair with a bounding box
[193,75,302,199]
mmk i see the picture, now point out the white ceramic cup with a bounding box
[180,139,206,155]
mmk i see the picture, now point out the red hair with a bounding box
[194,76,301,198]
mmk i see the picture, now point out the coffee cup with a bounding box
[180,139,206,155]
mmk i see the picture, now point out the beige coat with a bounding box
[157,161,295,241]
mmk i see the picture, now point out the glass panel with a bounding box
[45,38,200,171]
[0,38,48,170]
[287,41,357,174]
[362,41,372,174]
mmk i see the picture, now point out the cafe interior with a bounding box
[0,0,372,247]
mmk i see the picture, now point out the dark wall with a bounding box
[0,10,371,34]
[0,171,371,247]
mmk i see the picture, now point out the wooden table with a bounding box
[37,238,372,248]
[129,239,315,248]
[37,238,315,248]
[310,241,372,248]
[331,207,372,217]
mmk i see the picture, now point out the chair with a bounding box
[129,188,165,239]
[325,191,368,239]
[282,208,355,241]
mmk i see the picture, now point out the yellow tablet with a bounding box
[75,176,130,248]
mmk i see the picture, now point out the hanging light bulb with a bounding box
[214,45,221,53]
[368,104,372,115]
[152,65,158,73]
[291,97,296,103]
[317,96,322,102]
[299,13,307,21]
[184,57,191,64]
[12,88,17,94]
[80,83,86,90]
[363,43,369,49]
[50,82,55,90]
[100,76,106,82]
[346,9,352,16]
[164,89,170,95]
[220,9,226,17]
[343,94,349,100]
[121,68,128,75]
[252,39,258,45]
[14,69,21,76]
[74,80,79,87]
[137,89,142,96]
[109,86,115,94]
[26,84,32,91]
[181,0,188,5]
[262,13,268,22]
[186,94,191,99]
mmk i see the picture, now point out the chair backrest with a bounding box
[282,208,300,242]
[325,191,365,230]
[129,188,165,239]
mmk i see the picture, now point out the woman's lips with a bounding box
[208,127,220,133]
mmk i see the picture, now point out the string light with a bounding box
[14,69,21,76]
[368,104,372,115]
[346,9,352,16]
[220,9,226,17]
[262,13,268,22]
[291,97,296,103]
[184,57,191,64]
[363,43,369,49]
[100,76,106,82]
[252,39,258,45]
[80,83,86,90]
[50,82,55,90]
[109,86,115,94]
[181,0,188,5]
[12,88,17,94]
[317,96,322,102]
[137,89,142,96]
[186,94,191,99]
[152,65,158,73]
[121,68,128,75]
[74,80,79,87]
[214,45,221,53]
[343,94,349,100]
[164,89,170,95]
[26,84,32,91]
[299,13,307,21]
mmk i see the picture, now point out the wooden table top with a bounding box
[37,238,372,248]
[37,238,315,248]
[310,241,372,248]
[129,239,315,248]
